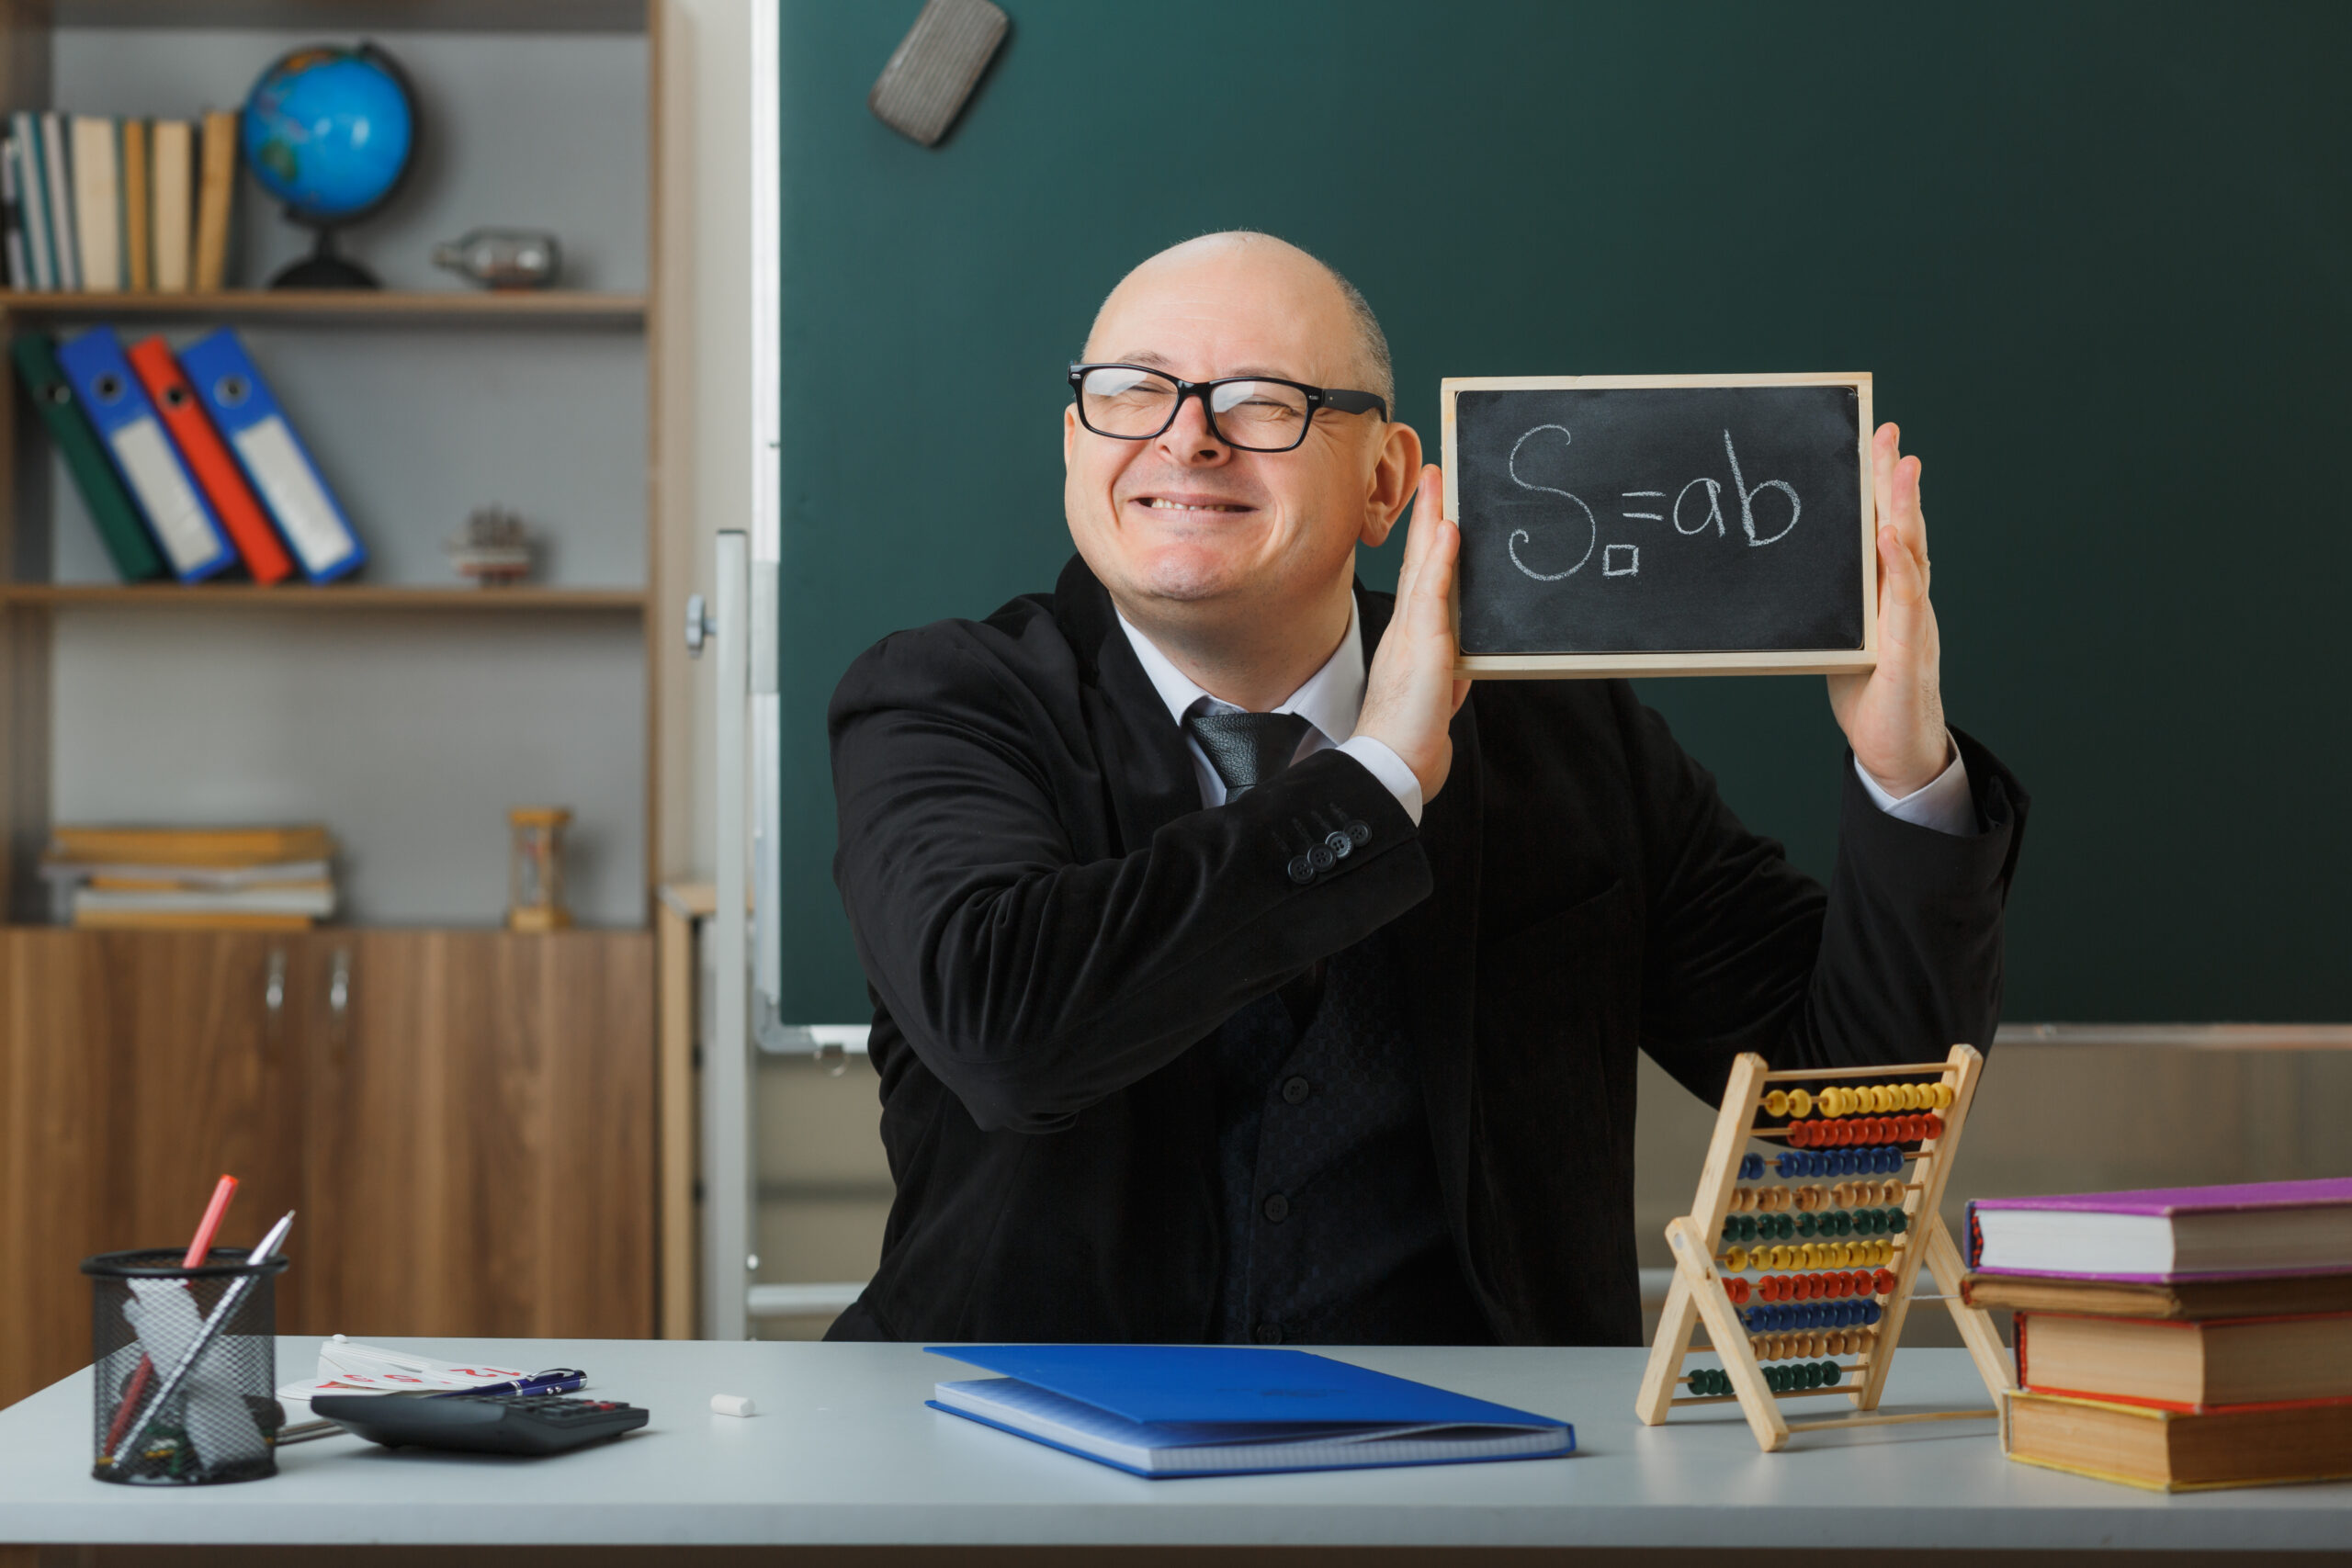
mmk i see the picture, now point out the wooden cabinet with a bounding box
[0,927,653,1408]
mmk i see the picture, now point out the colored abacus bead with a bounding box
[1764,1089,1790,1118]
[1818,1360,1842,1387]
[1787,1089,1814,1118]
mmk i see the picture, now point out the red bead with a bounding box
[1873,1269,1898,1295]
[1925,1112,1944,1139]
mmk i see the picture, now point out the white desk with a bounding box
[0,1340,2346,1555]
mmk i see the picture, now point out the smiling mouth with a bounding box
[1133,498,1254,513]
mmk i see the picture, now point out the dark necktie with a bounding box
[1184,708,1314,799]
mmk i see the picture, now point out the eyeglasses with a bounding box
[1068,363,1388,453]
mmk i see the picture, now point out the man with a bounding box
[826,232,2025,1347]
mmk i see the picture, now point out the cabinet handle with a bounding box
[328,948,352,1055]
[263,947,288,1059]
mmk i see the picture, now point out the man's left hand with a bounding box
[1827,423,1949,796]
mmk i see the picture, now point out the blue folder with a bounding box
[924,1345,1574,1479]
[177,328,367,583]
[55,326,235,582]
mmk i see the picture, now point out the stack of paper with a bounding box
[42,824,337,930]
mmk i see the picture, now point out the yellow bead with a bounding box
[1723,1246,1747,1272]
[1764,1089,1789,1117]
[1933,1083,1954,1109]
[1896,1083,1921,1111]
[1770,1246,1791,1271]
[1787,1088,1814,1118]
[1870,1085,1892,1112]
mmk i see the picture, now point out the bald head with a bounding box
[1084,231,1394,413]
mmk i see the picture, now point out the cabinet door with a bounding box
[0,929,308,1407]
[295,931,654,1339]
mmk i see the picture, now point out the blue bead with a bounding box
[1863,1303,1883,1325]
[1776,1152,1799,1178]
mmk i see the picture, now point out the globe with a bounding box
[242,42,418,287]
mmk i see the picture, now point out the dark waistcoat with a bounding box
[1209,930,1493,1347]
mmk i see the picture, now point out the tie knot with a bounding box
[1184,708,1313,797]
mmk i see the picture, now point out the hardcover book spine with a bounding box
[40,110,78,290]
[122,118,151,293]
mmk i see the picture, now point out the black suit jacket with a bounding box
[825,555,2027,1345]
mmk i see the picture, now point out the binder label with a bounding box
[232,415,345,575]
[113,417,219,574]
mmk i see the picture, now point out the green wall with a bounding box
[778,1,2352,1024]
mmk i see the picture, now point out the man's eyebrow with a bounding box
[1107,350,1310,382]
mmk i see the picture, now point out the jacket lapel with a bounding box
[1052,554,1200,852]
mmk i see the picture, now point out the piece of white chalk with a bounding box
[711,1393,757,1418]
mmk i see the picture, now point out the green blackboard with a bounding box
[778,0,2352,1024]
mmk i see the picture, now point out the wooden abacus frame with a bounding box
[1634,1043,2015,1451]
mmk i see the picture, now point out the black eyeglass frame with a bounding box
[1067,363,1389,452]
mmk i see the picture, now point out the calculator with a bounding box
[311,1393,649,1456]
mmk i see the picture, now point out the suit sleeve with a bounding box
[830,628,1429,1134]
[1624,688,2029,1106]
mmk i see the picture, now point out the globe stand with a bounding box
[269,224,379,290]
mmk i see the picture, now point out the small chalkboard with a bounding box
[1442,374,1876,678]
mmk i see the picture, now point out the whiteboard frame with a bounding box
[1441,371,1878,679]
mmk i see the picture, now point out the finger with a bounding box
[1408,496,1459,632]
[1891,453,1928,562]
[1395,465,1442,606]
[1871,423,1900,539]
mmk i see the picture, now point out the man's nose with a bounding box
[1153,389,1232,465]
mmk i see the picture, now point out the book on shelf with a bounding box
[69,116,119,293]
[40,109,78,290]
[127,334,296,584]
[50,825,335,866]
[10,332,167,581]
[150,119,191,293]
[10,113,54,290]
[193,110,234,293]
[1,133,26,290]
[2003,1387,2352,1493]
[2015,1308,2352,1411]
[1969,1179,2352,1281]
[122,118,151,293]
[74,883,334,924]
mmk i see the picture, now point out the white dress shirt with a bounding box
[1116,606,1973,835]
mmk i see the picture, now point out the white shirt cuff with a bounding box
[1853,735,1973,836]
[1337,735,1424,826]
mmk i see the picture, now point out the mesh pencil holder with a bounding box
[82,1247,288,1485]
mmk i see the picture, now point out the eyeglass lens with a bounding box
[1078,367,1311,450]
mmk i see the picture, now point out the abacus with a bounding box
[1634,1043,2014,1451]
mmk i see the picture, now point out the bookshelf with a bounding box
[0,0,694,1388]
[0,0,680,929]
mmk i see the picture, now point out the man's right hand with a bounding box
[1355,465,1472,802]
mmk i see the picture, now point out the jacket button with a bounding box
[1323,830,1351,859]
[1308,843,1335,871]
[1347,820,1371,845]
[1281,1075,1310,1105]
[1253,1323,1283,1345]
[1261,1193,1290,1224]
[1285,855,1315,885]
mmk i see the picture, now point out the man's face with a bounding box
[1063,240,1405,617]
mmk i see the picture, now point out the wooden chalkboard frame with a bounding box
[1442,372,1877,679]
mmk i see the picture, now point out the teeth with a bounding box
[1141,499,1248,513]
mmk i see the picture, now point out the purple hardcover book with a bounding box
[1971,1179,2352,1282]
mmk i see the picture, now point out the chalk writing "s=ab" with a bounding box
[1504,423,1596,581]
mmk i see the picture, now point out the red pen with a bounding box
[102,1173,239,1459]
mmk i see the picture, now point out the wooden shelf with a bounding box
[0,290,646,327]
[0,584,647,612]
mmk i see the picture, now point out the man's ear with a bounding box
[1357,420,1425,548]
[1062,401,1080,468]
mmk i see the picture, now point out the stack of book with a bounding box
[1966,1179,2352,1491]
[42,825,338,931]
[1,110,238,294]
[11,325,365,585]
